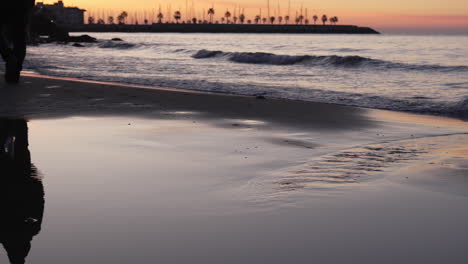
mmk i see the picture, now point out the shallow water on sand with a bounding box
[1,115,468,263]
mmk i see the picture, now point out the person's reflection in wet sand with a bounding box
[0,119,44,264]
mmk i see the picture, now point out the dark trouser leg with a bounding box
[1,1,33,83]
[3,21,27,83]
[10,22,27,72]
[0,24,11,62]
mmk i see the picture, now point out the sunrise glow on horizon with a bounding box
[38,0,468,33]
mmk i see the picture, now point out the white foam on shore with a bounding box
[23,33,468,119]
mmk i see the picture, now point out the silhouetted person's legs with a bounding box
[0,1,35,83]
[0,119,44,264]
[2,234,32,264]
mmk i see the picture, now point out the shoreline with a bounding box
[2,73,375,130]
[4,73,468,156]
[2,73,468,263]
[8,73,466,189]
[15,73,468,123]
[2,73,468,168]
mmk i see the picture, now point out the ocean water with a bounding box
[24,33,468,118]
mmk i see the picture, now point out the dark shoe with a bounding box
[5,72,20,83]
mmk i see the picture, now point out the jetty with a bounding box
[64,24,380,34]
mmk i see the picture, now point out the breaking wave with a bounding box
[24,33,468,121]
[95,40,163,50]
[450,98,468,118]
[97,40,138,49]
[192,49,468,72]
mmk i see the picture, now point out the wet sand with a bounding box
[1,75,468,263]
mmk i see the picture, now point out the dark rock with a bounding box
[256,95,266,100]
[66,34,97,43]
[72,43,85,47]
[111,38,123,41]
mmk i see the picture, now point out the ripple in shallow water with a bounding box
[246,134,468,201]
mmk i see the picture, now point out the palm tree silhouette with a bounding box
[313,15,318,24]
[108,16,114,24]
[269,16,275,24]
[207,7,215,24]
[255,15,261,24]
[117,11,128,24]
[321,14,328,25]
[174,11,181,24]
[87,16,95,24]
[331,16,339,25]
[285,15,290,24]
[157,12,164,23]
[224,10,231,24]
[262,17,267,24]
[233,16,238,24]
[278,16,283,24]
[298,14,304,24]
[239,14,246,24]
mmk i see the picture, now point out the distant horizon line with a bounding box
[38,0,468,34]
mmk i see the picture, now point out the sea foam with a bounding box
[192,49,468,72]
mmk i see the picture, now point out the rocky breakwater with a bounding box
[66,24,380,34]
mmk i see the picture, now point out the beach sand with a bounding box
[1,75,468,263]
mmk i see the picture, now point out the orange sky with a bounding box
[40,0,468,33]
